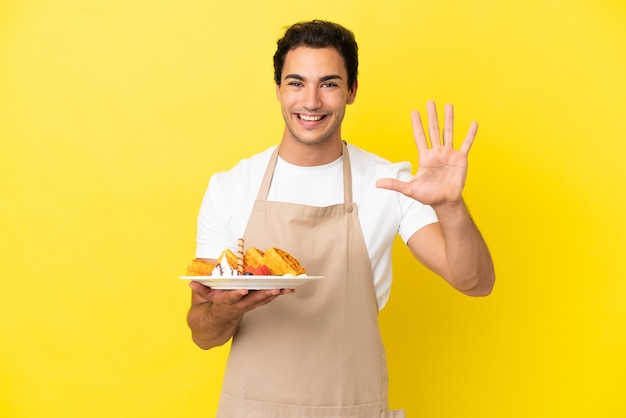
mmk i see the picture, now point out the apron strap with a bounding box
[256,148,278,201]
[341,141,353,207]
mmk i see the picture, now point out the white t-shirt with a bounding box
[196,143,438,309]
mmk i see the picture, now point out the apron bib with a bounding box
[216,142,405,418]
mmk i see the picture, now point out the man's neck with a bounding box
[277,137,343,167]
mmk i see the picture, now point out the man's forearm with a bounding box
[434,199,495,296]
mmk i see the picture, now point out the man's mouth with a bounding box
[297,114,325,121]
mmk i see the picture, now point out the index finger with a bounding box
[411,110,428,153]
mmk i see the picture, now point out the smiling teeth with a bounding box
[299,114,323,121]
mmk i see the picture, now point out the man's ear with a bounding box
[347,80,358,105]
[275,83,281,101]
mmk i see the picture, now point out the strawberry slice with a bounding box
[253,265,271,276]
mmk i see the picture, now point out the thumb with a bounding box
[376,178,410,194]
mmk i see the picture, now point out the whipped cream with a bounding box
[211,256,240,276]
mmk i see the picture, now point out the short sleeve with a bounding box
[195,173,237,259]
[393,162,439,243]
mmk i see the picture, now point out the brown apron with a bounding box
[216,142,405,418]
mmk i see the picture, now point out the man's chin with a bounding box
[295,137,330,146]
[287,130,332,147]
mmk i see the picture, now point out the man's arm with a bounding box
[406,201,494,296]
[376,102,495,296]
[187,258,294,349]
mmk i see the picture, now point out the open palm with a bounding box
[376,101,477,207]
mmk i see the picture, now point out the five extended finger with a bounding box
[443,103,454,147]
[375,177,413,197]
[411,110,428,153]
[460,121,479,155]
[426,101,441,147]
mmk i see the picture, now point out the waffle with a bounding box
[186,259,215,276]
[243,247,265,269]
[185,244,306,277]
[261,247,306,275]
[216,249,239,270]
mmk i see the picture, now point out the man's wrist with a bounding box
[431,199,473,228]
[432,198,466,215]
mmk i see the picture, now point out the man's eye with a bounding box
[288,81,303,87]
[322,83,338,88]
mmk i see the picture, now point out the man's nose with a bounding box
[302,86,322,110]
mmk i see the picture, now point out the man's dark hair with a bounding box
[273,20,359,90]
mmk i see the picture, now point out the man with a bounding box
[187,20,494,418]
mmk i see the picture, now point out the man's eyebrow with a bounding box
[283,74,344,82]
[320,74,343,82]
[284,74,305,81]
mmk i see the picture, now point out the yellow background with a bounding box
[1,0,625,417]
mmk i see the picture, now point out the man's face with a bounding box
[276,46,357,147]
